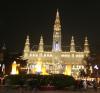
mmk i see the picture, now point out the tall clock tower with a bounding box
[51,10,62,74]
[52,9,61,52]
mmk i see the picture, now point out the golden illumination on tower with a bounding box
[23,35,30,58]
[84,36,90,54]
[70,36,75,52]
[54,9,61,31]
[38,35,44,52]
[11,61,19,75]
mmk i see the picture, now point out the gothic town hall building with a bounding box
[23,10,90,77]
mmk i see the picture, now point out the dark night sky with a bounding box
[0,1,100,54]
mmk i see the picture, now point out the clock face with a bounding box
[55,42,59,50]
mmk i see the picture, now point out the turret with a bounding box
[70,36,75,52]
[84,36,90,56]
[23,35,30,58]
[38,35,44,52]
[0,43,7,62]
[2,43,6,50]
[52,9,61,51]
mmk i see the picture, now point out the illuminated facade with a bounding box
[23,10,90,76]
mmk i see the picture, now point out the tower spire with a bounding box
[56,9,59,18]
[52,9,61,51]
[54,9,61,31]
[38,35,44,52]
[84,36,90,55]
[23,35,30,58]
[70,36,75,52]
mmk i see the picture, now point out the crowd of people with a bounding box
[74,79,100,92]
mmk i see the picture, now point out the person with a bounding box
[83,80,87,90]
[33,79,39,92]
[79,80,83,89]
[93,79,98,92]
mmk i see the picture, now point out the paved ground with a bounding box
[38,89,100,93]
[0,87,100,93]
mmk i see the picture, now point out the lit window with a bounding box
[30,54,32,57]
[72,54,74,57]
[47,54,49,57]
[50,54,52,57]
[36,54,38,57]
[76,55,78,57]
[44,54,46,57]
